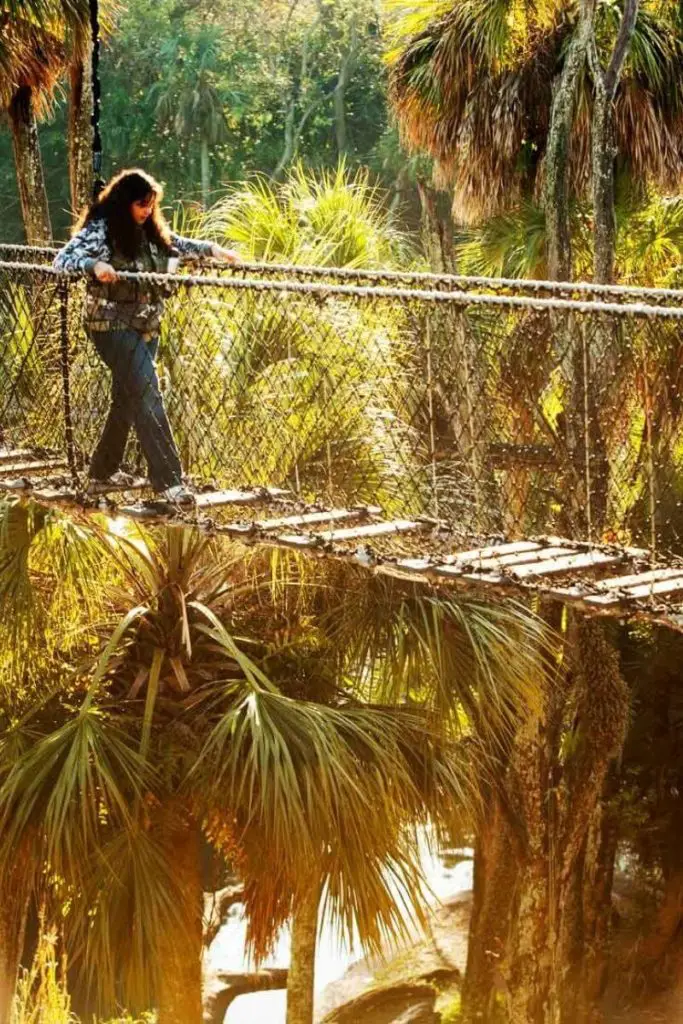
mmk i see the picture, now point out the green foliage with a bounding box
[0,0,393,241]
[455,189,683,286]
[11,930,75,1024]
[437,992,462,1024]
[201,161,411,267]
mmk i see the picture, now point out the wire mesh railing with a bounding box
[2,257,683,558]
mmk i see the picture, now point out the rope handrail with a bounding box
[3,259,683,319]
[2,241,683,305]
[1,258,681,561]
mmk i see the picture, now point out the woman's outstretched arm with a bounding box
[53,220,111,274]
[170,233,240,264]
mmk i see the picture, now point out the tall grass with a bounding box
[12,929,155,1024]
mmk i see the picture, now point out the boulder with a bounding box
[321,982,438,1024]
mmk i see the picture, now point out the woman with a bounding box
[53,167,239,503]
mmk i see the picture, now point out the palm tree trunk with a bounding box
[8,86,53,245]
[462,795,518,1022]
[200,138,211,210]
[0,859,31,1022]
[156,819,204,1024]
[333,16,358,158]
[68,45,94,220]
[545,1,594,281]
[590,0,639,285]
[286,883,321,1024]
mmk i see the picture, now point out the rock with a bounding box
[320,982,438,1024]
[393,1005,440,1024]
[318,891,471,1021]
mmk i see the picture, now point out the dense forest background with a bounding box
[0,0,418,243]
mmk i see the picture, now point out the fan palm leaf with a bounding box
[387,0,683,221]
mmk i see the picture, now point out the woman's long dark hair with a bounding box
[73,168,172,259]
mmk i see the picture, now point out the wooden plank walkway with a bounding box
[2,459,683,633]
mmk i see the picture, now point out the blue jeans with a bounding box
[89,329,182,490]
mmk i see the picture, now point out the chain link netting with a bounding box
[2,257,683,558]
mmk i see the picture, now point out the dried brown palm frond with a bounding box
[0,17,66,110]
[388,0,683,222]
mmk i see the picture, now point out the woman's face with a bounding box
[130,193,156,225]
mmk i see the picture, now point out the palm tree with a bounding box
[0,517,549,1024]
[386,0,683,235]
[454,188,683,285]
[152,24,231,209]
[0,497,111,1021]
[200,161,411,268]
[1,0,94,241]
[1,15,62,244]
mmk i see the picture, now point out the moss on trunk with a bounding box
[8,86,53,246]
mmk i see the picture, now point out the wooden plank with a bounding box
[448,541,542,563]
[119,486,289,520]
[0,477,34,491]
[540,534,650,560]
[396,542,555,577]
[469,546,574,570]
[278,519,423,547]
[195,487,288,509]
[222,506,381,535]
[510,550,625,578]
[316,519,424,542]
[85,477,149,495]
[590,566,682,590]
[433,545,575,579]
[32,487,77,502]
[584,575,683,606]
[0,448,35,464]
[0,458,66,476]
[394,557,435,573]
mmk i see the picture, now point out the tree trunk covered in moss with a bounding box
[589,0,639,284]
[545,2,594,281]
[156,820,204,1024]
[469,613,630,1024]
[504,706,554,1024]
[462,794,518,1022]
[286,884,320,1024]
[560,787,620,1024]
[8,86,53,246]
[558,620,629,1024]
[418,180,456,274]
[68,45,94,220]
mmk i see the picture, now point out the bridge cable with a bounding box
[89,0,104,199]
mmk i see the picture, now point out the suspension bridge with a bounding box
[2,244,683,632]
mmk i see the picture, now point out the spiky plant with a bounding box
[0,518,550,1024]
[200,162,412,268]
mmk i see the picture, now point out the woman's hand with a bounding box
[211,245,241,266]
[93,261,118,283]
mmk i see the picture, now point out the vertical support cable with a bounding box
[425,313,440,520]
[59,282,78,484]
[287,330,301,496]
[582,319,593,542]
[642,345,657,564]
[323,373,333,502]
[460,311,482,531]
[89,0,104,198]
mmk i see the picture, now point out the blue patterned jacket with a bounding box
[53,218,214,336]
